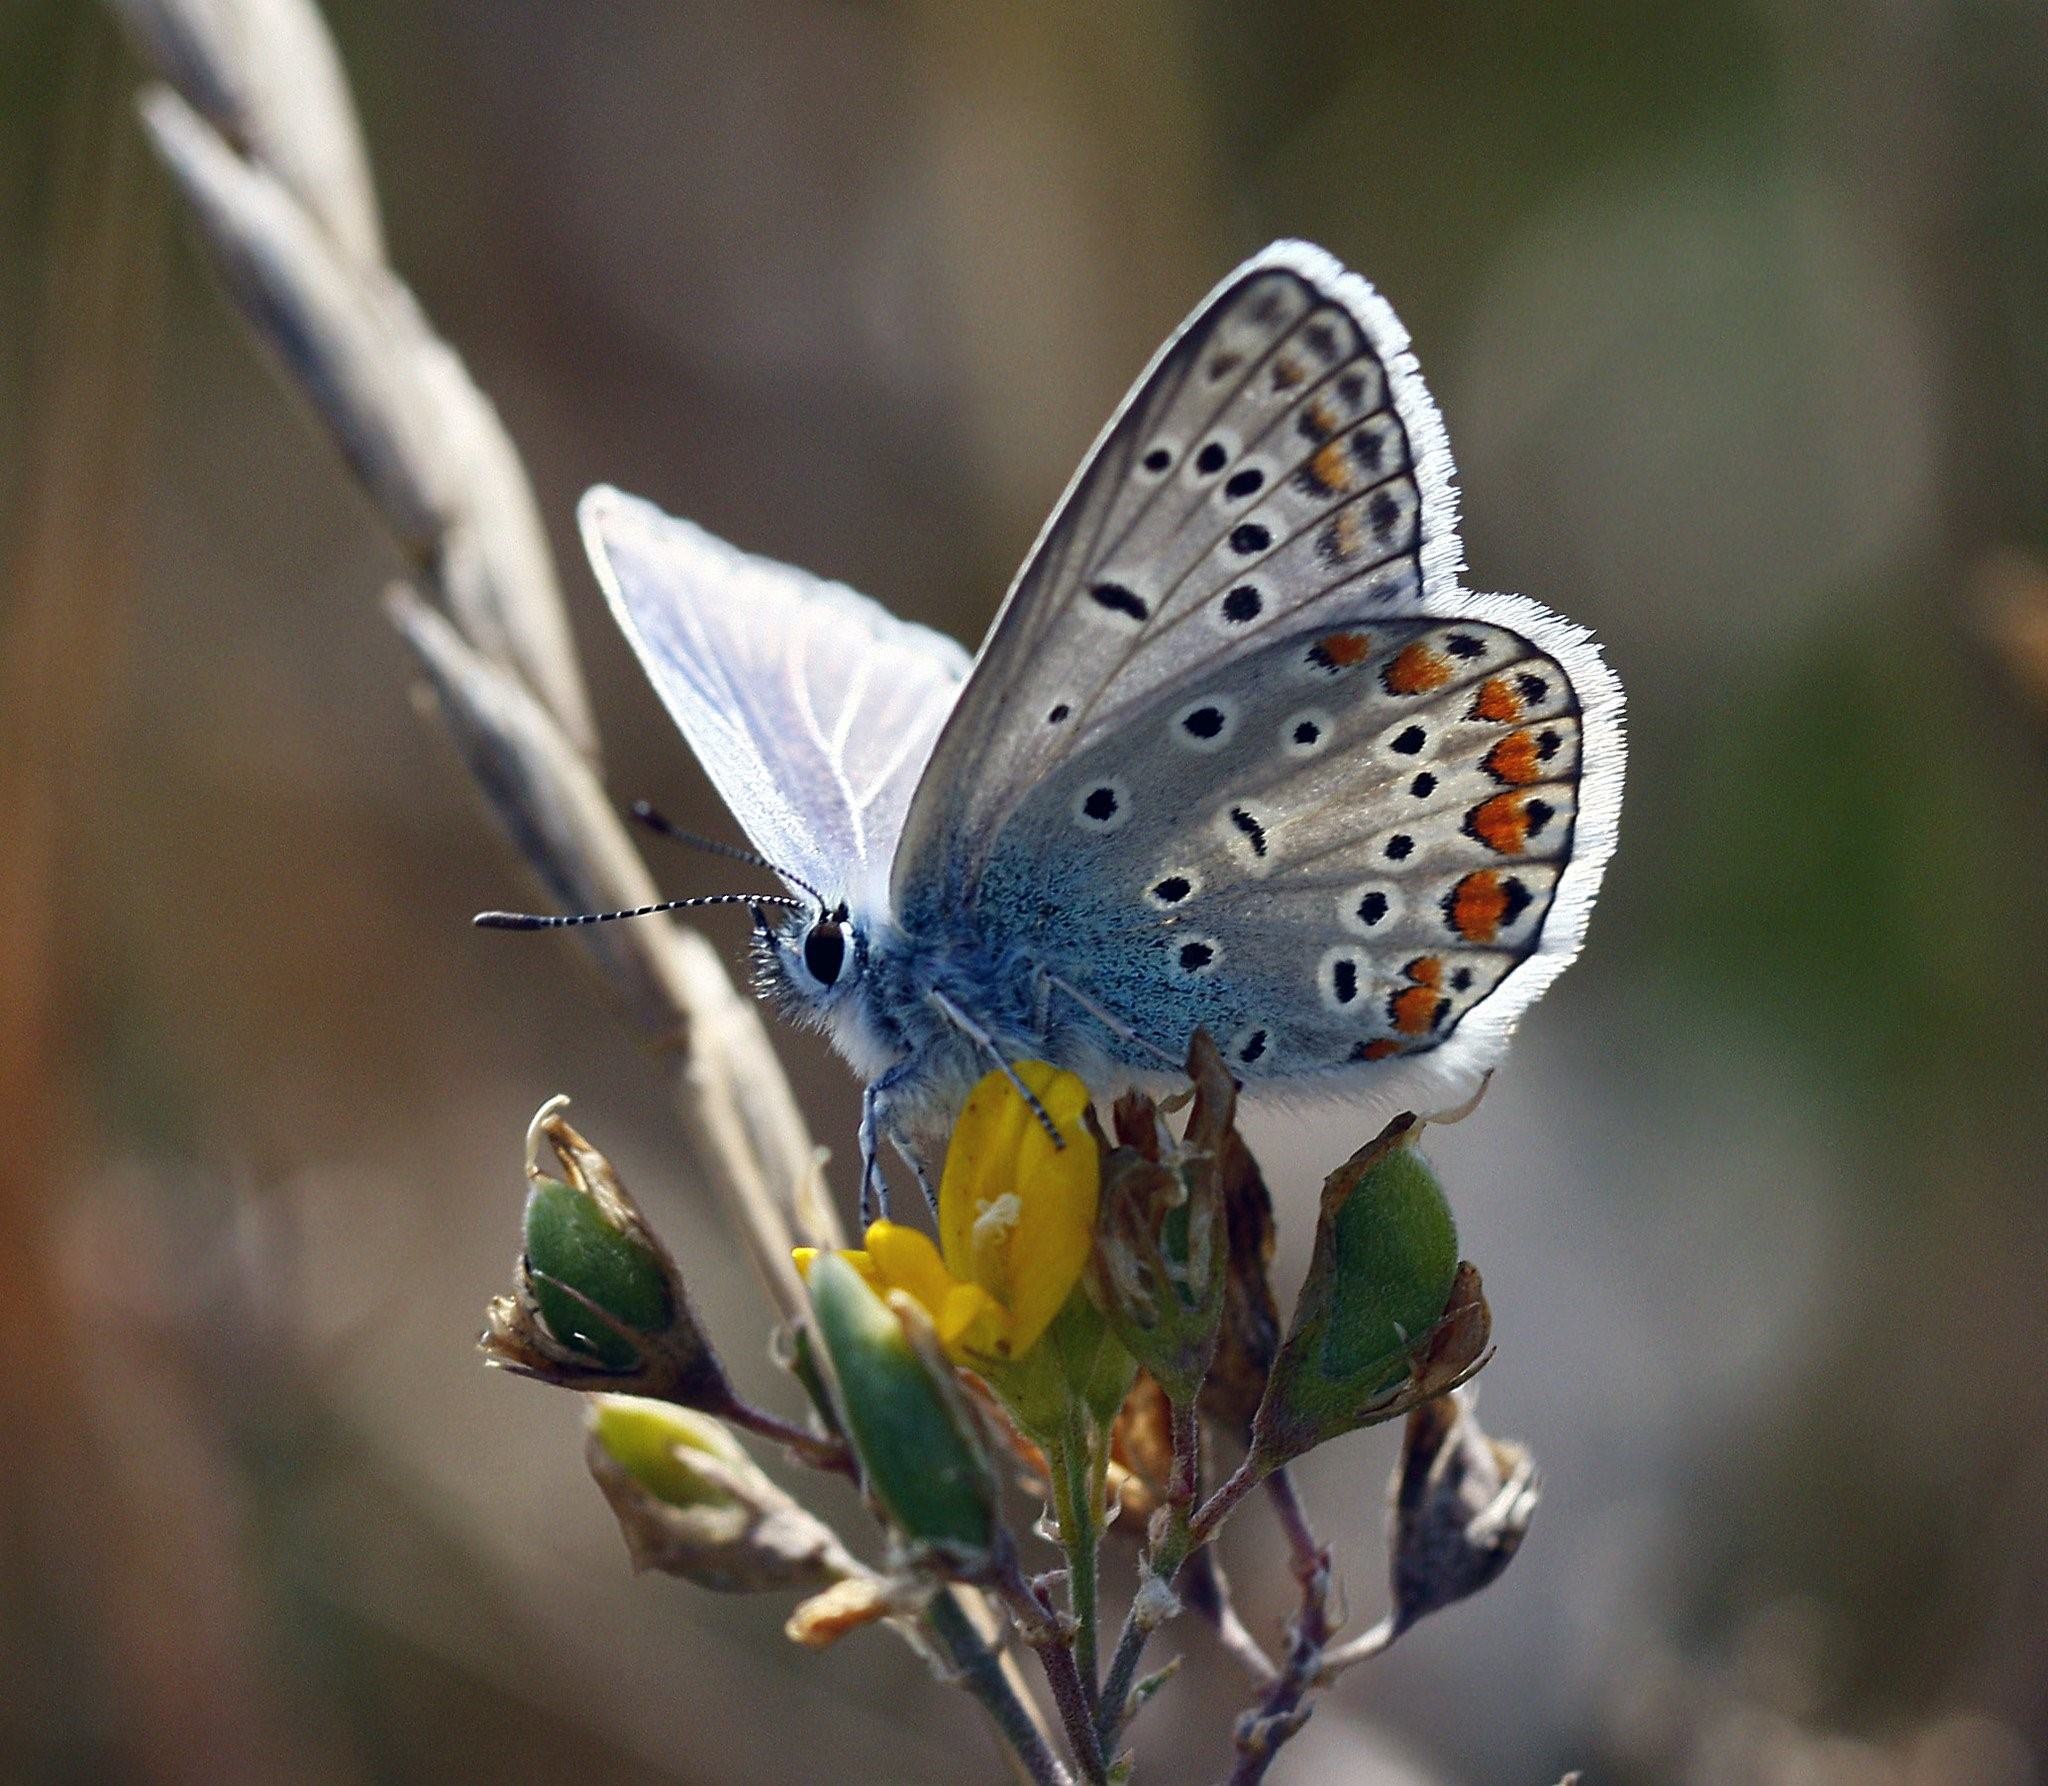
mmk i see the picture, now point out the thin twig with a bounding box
[1313,1616,1396,1681]
[1222,1471,1333,1786]
[1096,1395,1223,1749]
[995,1555,1110,1784]
[926,1590,1073,1786]
[720,1397,855,1479]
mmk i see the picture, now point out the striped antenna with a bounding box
[475,893,804,931]
[628,800,825,907]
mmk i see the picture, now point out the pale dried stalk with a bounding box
[112,0,841,1322]
[111,3,1055,1772]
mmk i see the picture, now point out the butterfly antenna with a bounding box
[629,801,826,908]
[475,893,806,931]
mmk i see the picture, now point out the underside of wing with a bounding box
[893,240,1623,1111]
[977,612,1604,1116]
[583,485,969,907]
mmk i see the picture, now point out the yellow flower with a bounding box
[795,1063,1099,1364]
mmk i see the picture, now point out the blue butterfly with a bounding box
[562,242,1622,1215]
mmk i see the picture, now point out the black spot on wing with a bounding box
[1091,582,1148,621]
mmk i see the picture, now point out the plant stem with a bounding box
[925,1589,1072,1786]
[996,1556,1110,1784]
[1096,1394,1227,1750]
[721,1395,855,1478]
[1223,1470,1333,1785]
[1049,1409,1103,1700]
[1313,1615,1397,1681]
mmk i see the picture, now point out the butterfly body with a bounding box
[582,240,1625,1210]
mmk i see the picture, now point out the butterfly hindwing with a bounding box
[977,616,1584,1083]
[893,240,1623,1114]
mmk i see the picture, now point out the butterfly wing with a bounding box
[892,240,1623,1115]
[582,485,970,908]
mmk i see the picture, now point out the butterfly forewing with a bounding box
[893,240,1623,1115]
[583,485,971,908]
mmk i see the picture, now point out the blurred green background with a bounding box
[4,2,2046,1782]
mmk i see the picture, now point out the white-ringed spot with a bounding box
[1171,695,1239,753]
[1072,779,1131,833]
[1319,946,1369,1012]
[1281,709,1334,758]
[1227,1024,1272,1067]
[1341,883,1400,936]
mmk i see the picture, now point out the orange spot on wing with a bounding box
[1448,871,1508,942]
[1390,958,1449,1035]
[1388,990,1439,1035]
[1272,356,1307,391]
[1483,729,1542,786]
[1468,794,1530,855]
[1384,641,1453,695]
[1303,398,1338,439]
[1310,439,1355,494]
[1470,676,1522,723]
[1317,630,1373,667]
[1362,1038,1403,1061]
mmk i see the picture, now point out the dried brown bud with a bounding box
[1087,1033,1263,1406]
[1385,1389,1538,1636]
[1185,1034,1280,1440]
[785,1575,900,1648]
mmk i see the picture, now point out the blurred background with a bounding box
[4,1,2047,1781]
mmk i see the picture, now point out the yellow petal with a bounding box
[792,1245,880,1293]
[936,1281,1006,1355]
[936,1062,1099,1358]
[998,1065,1099,1355]
[861,1221,960,1327]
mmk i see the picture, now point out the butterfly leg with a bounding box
[858,1054,933,1223]
[888,1129,940,1220]
[926,990,1065,1148]
[857,1077,893,1225]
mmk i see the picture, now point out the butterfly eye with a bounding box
[802,919,847,987]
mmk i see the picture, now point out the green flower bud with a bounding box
[590,1395,745,1509]
[525,1176,671,1368]
[1249,1116,1486,1470]
[805,1252,998,1570]
[1316,1138,1458,1389]
[585,1395,860,1594]
[481,1097,734,1411]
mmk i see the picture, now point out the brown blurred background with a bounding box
[5,2,2047,1782]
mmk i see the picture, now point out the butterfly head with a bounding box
[753,897,865,1016]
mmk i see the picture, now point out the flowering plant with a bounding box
[485,1042,1527,1783]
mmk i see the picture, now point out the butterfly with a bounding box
[545,241,1623,1215]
